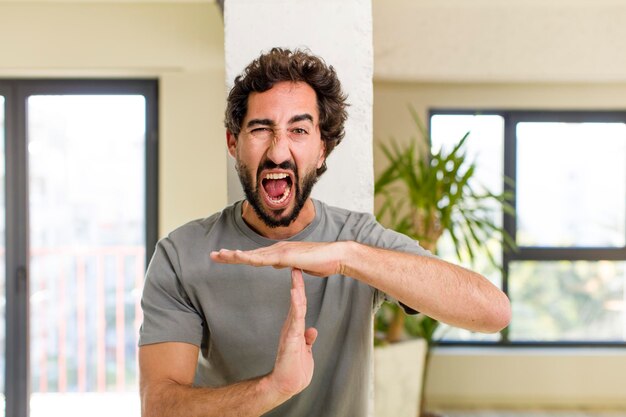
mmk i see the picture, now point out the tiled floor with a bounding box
[438,410,626,417]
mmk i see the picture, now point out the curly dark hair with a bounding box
[224,47,348,176]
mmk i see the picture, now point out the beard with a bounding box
[236,159,318,228]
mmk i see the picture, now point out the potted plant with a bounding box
[373,108,515,417]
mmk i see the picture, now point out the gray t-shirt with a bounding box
[139,199,430,417]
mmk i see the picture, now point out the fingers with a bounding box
[210,241,302,268]
[210,247,285,268]
[269,268,316,397]
[291,267,305,291]
[210,248,261,264]
[290,271,317,350]
[288,269,306,329]
[210,241,338,278]
[276,268,305,345]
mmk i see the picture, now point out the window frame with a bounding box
[1,79,159,417]
[430,109,626,348]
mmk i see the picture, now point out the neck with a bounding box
[241,199,316,240]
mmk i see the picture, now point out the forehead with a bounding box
[245,81,319,123]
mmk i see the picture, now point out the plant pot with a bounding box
[374,338,427,417]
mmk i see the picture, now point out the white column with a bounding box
[224,0,373,214]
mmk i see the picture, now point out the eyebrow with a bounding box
[288,114,314,124]
[245,114,314,129]
[246,118,274,128]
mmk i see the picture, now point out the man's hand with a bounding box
[139,268,319,417]
[268,268,318,397]
[213,240,511,333]
[210,241,345,277]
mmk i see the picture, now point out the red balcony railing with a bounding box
[29,245,145,393]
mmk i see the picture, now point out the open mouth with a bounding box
[261,172,294,206]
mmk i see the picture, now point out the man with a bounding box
[139,48,511,417]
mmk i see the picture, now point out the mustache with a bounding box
[257,160,296,174]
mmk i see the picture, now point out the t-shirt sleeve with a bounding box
[351,213,436,315]
[138,237,204,347]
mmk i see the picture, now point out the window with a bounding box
[430,111,626,345]
[2,80,158,417]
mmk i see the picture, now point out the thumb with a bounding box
[304,327,318,346]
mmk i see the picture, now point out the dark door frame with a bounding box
[1,79,158,417]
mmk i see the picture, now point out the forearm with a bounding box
[142,374,286,417]
[141,270,314,417]
[341,241,511,333]
[210,240,510,332]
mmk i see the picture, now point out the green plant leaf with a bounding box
[374,108,517,344]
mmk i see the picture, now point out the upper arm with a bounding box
[140,238,204,347]
[139,341,200,388]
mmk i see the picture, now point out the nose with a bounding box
[265,130,291,164]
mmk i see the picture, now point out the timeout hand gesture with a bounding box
[268,268,318,397]
[211,243,340,398]
[210,241,346,278]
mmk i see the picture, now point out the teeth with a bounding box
[262,172,292,205]
[264,173,289,180]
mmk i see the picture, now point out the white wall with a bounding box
[428,347,626,409]
[0,2,228,236]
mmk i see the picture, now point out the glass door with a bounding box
[1,79,156,417]
[27,94,148,417]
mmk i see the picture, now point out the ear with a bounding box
[316,140,326,170]
[226,130,237,158]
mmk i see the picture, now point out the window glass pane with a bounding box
[509,261,626,342]
[27,95,145,417]
[0,95,6,416]
[516,122,626,247]
[431,114,504,197]
[430,114,504,342]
